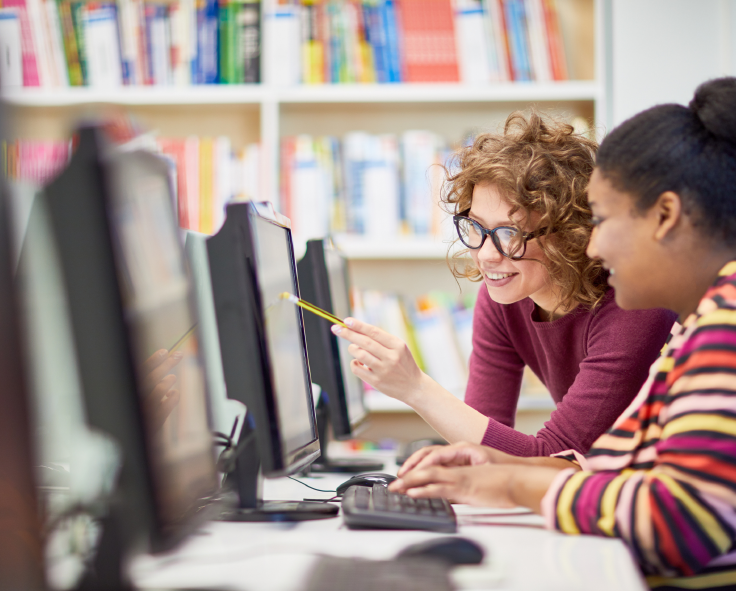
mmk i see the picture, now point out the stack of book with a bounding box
[280,130,454,244]
[3,139,72,184]
[277,0,569,85]
[0,0,260,89]
[156,137,261,234]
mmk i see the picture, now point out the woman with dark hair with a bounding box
[333,112,676,457]
[391,77,736,589]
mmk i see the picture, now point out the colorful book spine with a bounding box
[3,0,41,86]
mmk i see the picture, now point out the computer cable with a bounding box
[287,476,337,494]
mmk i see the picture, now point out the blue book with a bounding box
[503,0,531,81]
[364,4,387,84]
[383,0,401,83]
[196,0,219,84]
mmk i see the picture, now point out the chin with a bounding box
[484,285,525,306]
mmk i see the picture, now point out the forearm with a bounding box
[506,465,565,514]
[404,374,489,444]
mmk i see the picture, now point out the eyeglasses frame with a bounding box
[452,211,548,260]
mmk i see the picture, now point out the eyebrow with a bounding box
[467,211,514,227]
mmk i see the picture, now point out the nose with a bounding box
[477,236,504,264]
[586,227,599,260]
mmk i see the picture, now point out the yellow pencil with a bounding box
[168,324,198,356]
[279,292,348,328]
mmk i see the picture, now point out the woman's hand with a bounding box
[331,318,427,403]
[397,442,515,477]
[390,463,565,512]
[390,464,518,507]
[142,349,183,431]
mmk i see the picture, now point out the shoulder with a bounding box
[587,288,678,334]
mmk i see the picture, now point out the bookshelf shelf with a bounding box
[2,81,601,108]
[333,236,464,260]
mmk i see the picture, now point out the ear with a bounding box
[652,191,682,241]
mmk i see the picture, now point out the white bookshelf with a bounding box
[3,0,605,432]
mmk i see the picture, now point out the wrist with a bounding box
[402,372,439,408]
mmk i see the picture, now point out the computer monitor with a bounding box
[183,230,246,456]
[43,125,219,588]
[297,239,383,473]
[0,108,45,591]
[207,201,338,521]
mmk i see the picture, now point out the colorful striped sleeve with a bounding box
[542,313,736,579]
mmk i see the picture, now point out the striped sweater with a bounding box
[541,262,736,590]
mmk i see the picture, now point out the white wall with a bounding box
[610,0,736,126]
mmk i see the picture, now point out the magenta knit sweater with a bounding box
[464,286,677,456]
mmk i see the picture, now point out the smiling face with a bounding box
[469,183,559,313]
[585,169,668,311]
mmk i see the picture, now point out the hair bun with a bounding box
[689,77,736,143]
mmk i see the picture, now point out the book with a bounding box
[3,0,41,86]
[0,10,24,89]
[483,0,511,81]
[83,5,124,88]
[43,0,70,87]
[264,3,300,85]
[57,0,84,86]
[396,0,459,83]
[454,0,492,84]
[525,0,552,82]
[239,1,261,83]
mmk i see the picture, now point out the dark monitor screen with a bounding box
[207,202,320,478]
[324,246,368,428]
[106,150,218,530]
[44,127,218,556]
[251,213,316,454]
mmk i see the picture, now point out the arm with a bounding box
[476,303,676,457]
[332,319,489,443]
[539,320,736,577]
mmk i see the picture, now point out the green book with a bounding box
[218,1,232,84]
[57,0,84,86]
[70,3,88,86]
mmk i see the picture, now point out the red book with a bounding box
[280,137,296,221]
[542,0,568,81]
[3,0,41,86]
[396,0,459,83]
[158,138,190,229]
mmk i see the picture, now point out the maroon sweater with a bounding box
[465,286,677,457]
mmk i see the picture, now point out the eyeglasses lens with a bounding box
[456,218,524,257]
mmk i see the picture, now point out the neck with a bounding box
[530,284,575,322]
[670,249,736,321]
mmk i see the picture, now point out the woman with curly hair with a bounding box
[333,110,676,457]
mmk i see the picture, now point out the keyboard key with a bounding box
[341,484,457,533]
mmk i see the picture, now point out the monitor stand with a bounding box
[217,415,339,522]
[308,396,384,474]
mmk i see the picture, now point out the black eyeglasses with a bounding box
[452,211,547,260]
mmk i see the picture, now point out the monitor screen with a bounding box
[324,247,368,427]
[106,150,218,533]
[251,214,315,455]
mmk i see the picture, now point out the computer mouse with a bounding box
[396,536,485,565]
[335,472,397,496]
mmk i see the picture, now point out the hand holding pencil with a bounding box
[279,292,348,328]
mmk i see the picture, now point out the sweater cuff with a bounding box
[480,418,532,456]
[541,468,578,530]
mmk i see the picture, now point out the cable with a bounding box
[287,476,337,493]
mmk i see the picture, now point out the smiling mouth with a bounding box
[485,272,518,280]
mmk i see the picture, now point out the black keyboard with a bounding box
[305,556,452,591]
[341,484,457,533]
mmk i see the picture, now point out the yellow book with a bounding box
[199,138,214,234]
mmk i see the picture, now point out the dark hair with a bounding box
[596,77,736,245]
[443,110,608,315]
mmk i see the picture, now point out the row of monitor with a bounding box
[1,122,378,589]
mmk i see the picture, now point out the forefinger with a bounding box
[397,446,444,477]
[342,317,403,350]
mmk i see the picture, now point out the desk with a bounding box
[131,453,647,591]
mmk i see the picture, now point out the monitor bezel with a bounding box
[298,239,368,439]
[43,126,219,555]
[207,202,320,477]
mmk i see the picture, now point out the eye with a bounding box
[591,216,605,227]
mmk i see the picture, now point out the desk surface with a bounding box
[132,453,647,591]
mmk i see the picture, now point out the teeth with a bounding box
[610,269,616,276]
[486,272,515,280]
